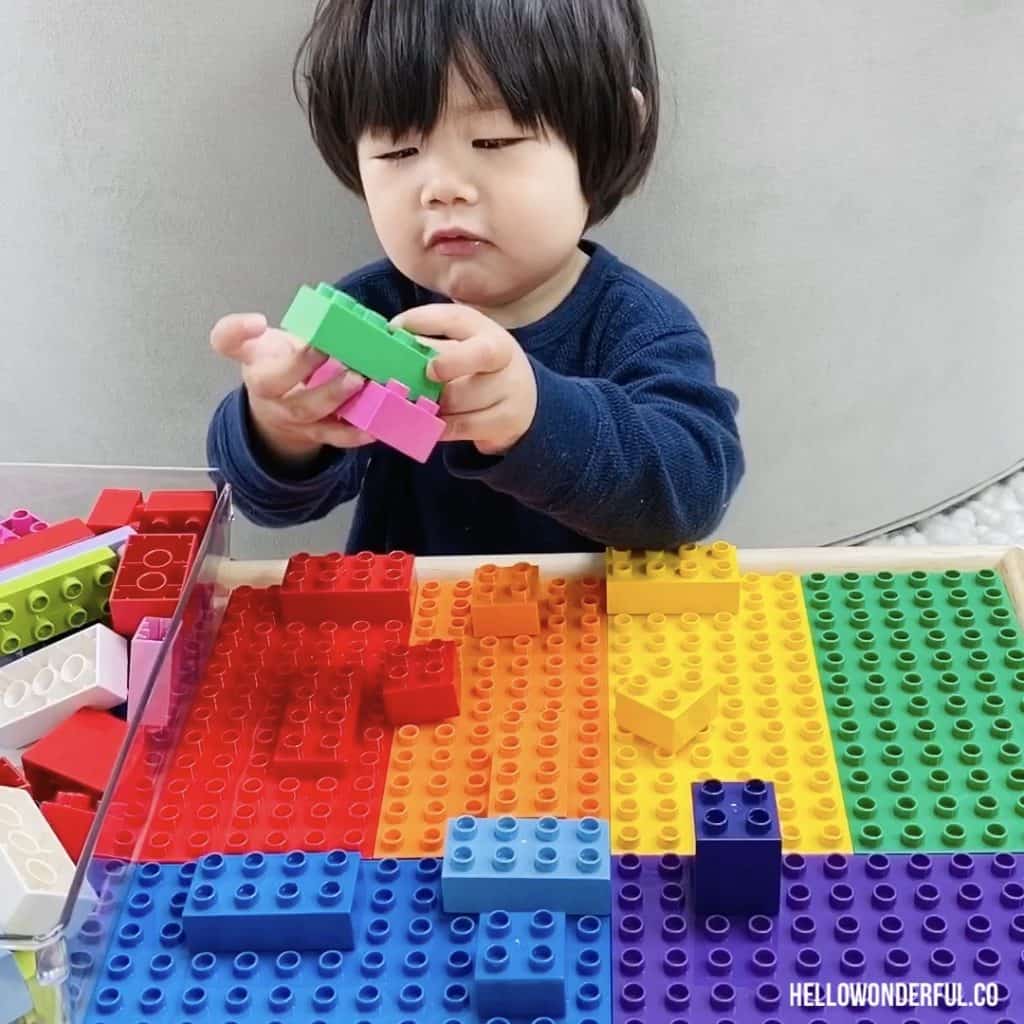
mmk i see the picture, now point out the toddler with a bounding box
[207,0,744,555]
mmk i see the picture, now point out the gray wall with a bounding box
[2,1,1022,557]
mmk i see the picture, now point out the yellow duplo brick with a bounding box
[608,570,852,856]
[605,540,740,615]
[614,672,718,753]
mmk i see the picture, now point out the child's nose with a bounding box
[420,168,478,207]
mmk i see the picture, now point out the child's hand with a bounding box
[210,313,372,465]
[391,305,538,456]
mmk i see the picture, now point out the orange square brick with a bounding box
[470,562,541,637]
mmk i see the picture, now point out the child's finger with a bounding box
[438,373,505,415]
[285,369,365,424]
[209,313,269,362]
[429,333,512,383]
[391,303,486,341]
[310,420,375,450]
[245,343,328,401]
[440,405,500,443]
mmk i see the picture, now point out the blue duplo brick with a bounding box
[182,849,360,952]
[692,778,782,917]
[474,909,568,1018]
[442,816,612,916]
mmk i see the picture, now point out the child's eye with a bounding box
[378,147,418,161]
[474,138,524,150]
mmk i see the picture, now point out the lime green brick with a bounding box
[282,283,442,402]
[0,547,116,654]
[13,950,59,1024]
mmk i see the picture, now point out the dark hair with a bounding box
[294,0,659,227]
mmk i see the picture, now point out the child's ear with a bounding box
[631,86,648,127]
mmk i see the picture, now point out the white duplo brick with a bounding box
[0,785,82,934]
[0,624,127,747]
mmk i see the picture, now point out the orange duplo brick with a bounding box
[470,562,541,637]
[374,572,608,857]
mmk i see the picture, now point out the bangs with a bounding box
[341,0,558,141]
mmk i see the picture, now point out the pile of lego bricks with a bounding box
[0,488,216,1022]
[57,538,1024,1023]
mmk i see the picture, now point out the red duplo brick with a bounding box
[110,532,197,635]
[97,585,401,862]
[0,519,93,570]
[22,707,127,803]
[280,551,416,624]
[271,662,366,776]
[138,490,216,535]
[41,791,96,861]
[87,489,144,534]
[380,638,461,725]
[0,757,30,791]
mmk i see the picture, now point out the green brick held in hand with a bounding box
[805,567,1024,853]
[282,282,442,402]
[0,547,117,655]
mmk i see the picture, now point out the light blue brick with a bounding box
[441,816,611,916]
[182,849,360,952]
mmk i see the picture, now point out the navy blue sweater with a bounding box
[207,241,744,555]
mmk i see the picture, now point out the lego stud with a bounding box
[450,815,477,839]
[449,917,476,945]
[529,944,555,975]
[702,808,728,835]
[482,943,510,974]
[699,780,725,804]
[283,851,307,876]
[577,946,602,977]
[494,816,520,841]
[493,845,518,872]
[577,847,602,874]
[189,883,218,912]
[743,779,768,803]
[535,817,560,842]
[485,910,511,937]
[199,853,227,878]
[535,846,559,873]
[530,910,556,937]
[275,881,301,908]
[230,882,257,910]
[323,849,349,875]
[745,808,772,835]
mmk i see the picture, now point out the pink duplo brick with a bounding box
[2,509,48,537]
[129,616,175,728]
[339,379,444,463]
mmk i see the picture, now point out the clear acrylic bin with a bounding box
[0,465,232,1023]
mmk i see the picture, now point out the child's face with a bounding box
[357,68,590,315]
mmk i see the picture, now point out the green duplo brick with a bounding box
[0,547,117,654]
[804,567,1024,853]
[282,283,442,402]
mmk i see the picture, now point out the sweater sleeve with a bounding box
[206,386,373,528]
[443,328,744,549]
